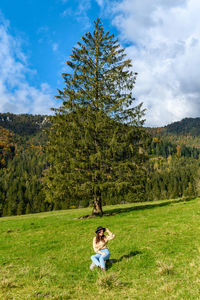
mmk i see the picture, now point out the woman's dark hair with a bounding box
[96,232,105,243]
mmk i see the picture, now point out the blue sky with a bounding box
[0,0,200,126]
[0,0,114,89]
[0,0,114,112]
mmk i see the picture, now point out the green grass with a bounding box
[0,198,200,299]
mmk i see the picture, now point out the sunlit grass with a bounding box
[0,197,200,299]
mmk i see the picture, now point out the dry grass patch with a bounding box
[157,261,174,275]
[0,277,17,289]
[0,264,18,290]
[96,272,128,290]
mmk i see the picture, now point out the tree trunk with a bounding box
[92,194,103,216]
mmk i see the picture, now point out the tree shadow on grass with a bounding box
[103,197,195,217]
[106,250,141,270]
[78,197,195,219]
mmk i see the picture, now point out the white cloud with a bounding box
[61,0,91,29]
[102,0,200,126]
[96,0,104,7]
[0,15,56,115]
[52,43,58,52]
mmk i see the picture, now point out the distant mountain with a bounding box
[0,113,50,136]
[162,118,200,136]
[1,113,200,138]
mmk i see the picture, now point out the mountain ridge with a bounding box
[1,113,200,137]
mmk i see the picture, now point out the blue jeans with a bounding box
[91,248,111,269]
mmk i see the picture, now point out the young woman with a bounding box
[90,226,115,271]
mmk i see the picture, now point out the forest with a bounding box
[0,113,199,217]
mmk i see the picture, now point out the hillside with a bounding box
[0,113,200,216]
[1,113,200,137]
[164,117,200,136]
[1,113,200,145]
[0,197,199,299]
[147,117,200,137]
[0,113,49,137]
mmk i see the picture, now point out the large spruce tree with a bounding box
[43,18,147,215]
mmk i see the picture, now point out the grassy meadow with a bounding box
[0,198,200,299]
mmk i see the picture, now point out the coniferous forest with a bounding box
[0,112,199,217]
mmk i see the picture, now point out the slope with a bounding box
[0,197,199,299]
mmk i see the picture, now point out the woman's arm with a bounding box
[105,228,115,241]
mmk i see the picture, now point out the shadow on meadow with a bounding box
[78,197,195,219]
[106,250,141,270]
[103,196,195,217]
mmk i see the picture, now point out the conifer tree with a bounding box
[43,18,147,215]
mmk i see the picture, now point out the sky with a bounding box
[0,0,200,126]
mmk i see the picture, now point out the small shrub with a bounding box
[96,272,125,290]
[157,261,174,275]
[0,278,17,289]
